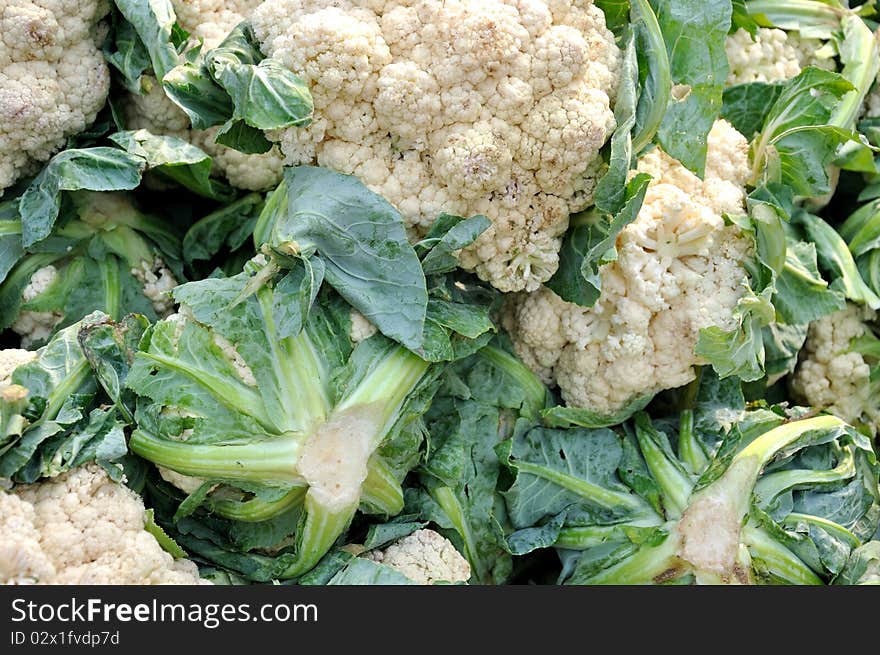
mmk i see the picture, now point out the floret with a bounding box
[0,1,111,193]
[364,529,471,584]
[0,465,208,584]
[250,0,621,292]
[0,348,37,386]
[11,265,63,348]
[790,303,880,434]
[725,27,834,86]
[503,120,753,415]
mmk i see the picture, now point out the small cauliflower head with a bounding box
[790,303,880,434]
[0,464,208,584]
[122,1,286,192]
[725,27,834,86]
[503,120,753,415]
[364,529,471,584]
[11,265,63,348]
[0,0,111,193]
[252,0,621,292]
[0,348,37,386]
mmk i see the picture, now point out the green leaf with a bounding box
[77,313,150,423]
[113,0,183,80]
[594,29,638,215]
[103,7,153,93]
[326,558,417,585]
[416,214,491,276]
[653,0,731,175]
[205,23,313,131]
[547,174,650,306]
[799,212,880,309]
[214,120,274,154]
[722,82,784,140]
[182,193,263,265]
[408,398,513,584]
[773,240,846,324]
[144,508,188,559]
[631,0,671,154]
[542,394,654,429]
[19,149,145,247]
[162,61,233,130]
[261,167,428,351]
[109,129,232,200]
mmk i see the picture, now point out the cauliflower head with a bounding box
[0,0,111,193]
[0,348,36,386]
[725,27,834,86]
[0,464,208,584]
[364,529,471,584]
[251,0,621,292]
[502,120,753,415]
[790,303,880,434]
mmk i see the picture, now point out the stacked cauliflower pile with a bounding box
[791,304,880,435]
[503,120,752,415]
[0,465,208,585]
[725,27,834,86]
[0,0,110,193]
[250,0,621,292]
[125,0,286,191]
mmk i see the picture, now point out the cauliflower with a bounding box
[349,309,378,343]
[725,27,834,86]
[502,120,753,415]
[0,348,36,386]
[123,1,286,192]
[250,0,621,292]
[0,0,111,193]
[11,265,63,348]
[131,258,179,317]
[790,303,880,434]
[0,464,208,584]
[364,529,471,584]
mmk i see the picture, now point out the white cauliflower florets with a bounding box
[0,0,111,193]
[349,309,378,343]
[364,529,471,584]
[790,303,879,433]
[0,464,208,584]
[131,258,179,318]
[503,120,753,415]
[0,348,36,386]
[11,264,63,348]
[725,27,834,86]
[251,0,621,292]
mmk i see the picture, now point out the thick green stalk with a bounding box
[280,493,358,579]
[130,429,307,486]
[575,533,682,585]
[209,486,307,522]
[256,287,331,431]
[741,525,824,584]
[360,456,405,515]
[753,447,855,507]
[98,256,121,319]
[512,459,652,516]
[555,517,664,550]
[678,410,709,474]
[334,345,430,450]
[634,415,693,518]
[745,0,843,32]
[430,485,482,582]
[830,15,880,130]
